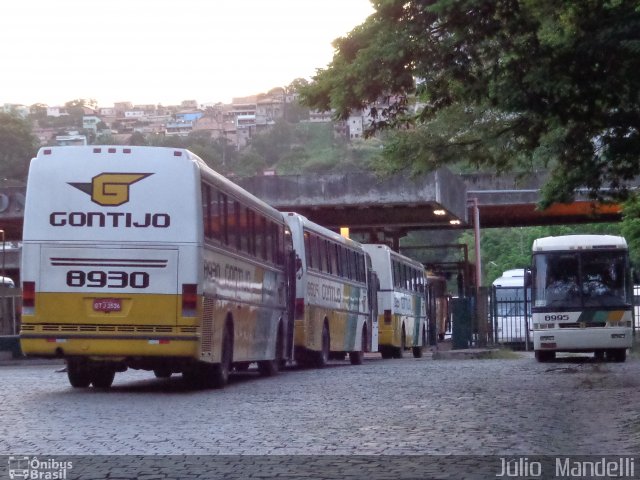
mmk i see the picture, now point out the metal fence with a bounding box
[635,285,640,332]
[489,285,531,350]
[0,286,21,337]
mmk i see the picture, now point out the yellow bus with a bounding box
[20,146,294,388]
[362,244,427,358]
[283,213,378,366]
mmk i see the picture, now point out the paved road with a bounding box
[0,352,638,478]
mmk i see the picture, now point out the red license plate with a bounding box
[93,298,122,312]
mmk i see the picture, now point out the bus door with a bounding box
[284,248,299,361]
[367,270,380,352]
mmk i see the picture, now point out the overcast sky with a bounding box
[1,0,373,107]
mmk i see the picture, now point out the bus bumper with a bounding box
[533,327,632,352]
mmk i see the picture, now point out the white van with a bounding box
[492,269,529,346]
[0,276,15,288]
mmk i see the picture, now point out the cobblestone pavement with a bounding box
[0,351,638,478]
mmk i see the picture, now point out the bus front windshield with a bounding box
[533,250,629,309]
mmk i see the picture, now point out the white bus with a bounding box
[362,244,427,358]
[492,268,530,347]
[531,235,633,362]
[20,146,294,388]
[284,212,377,366]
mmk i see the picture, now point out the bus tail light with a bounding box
[294,298,305,320]
[384,309,392,324]
[23,281,35,315]
[182,284,198,317]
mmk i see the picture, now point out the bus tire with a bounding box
[392,326,406,359]
[311,322,330,368]
[210,324,233,388]
[349,327,367,365]
[379,346,393,359]
[412,346,423,358]
[607,348,626,363]
[67,360,90,388]
[535,350,554,362]
[90,367,116,389]
[153,368,172,378]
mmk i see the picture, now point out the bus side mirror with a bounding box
[524,270,532,287]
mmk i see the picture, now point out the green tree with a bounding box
[461,223,623,285]
[0,112,38,180]
[128,131,147,146]
[301,0,640,207]
[621,196,640,269]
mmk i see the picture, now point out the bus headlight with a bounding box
[611,333,626,339]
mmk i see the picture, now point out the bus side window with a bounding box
[218,192,228,245]
[393,261,401,288]
[304,231,312,269]
[272,223,281,265]
[228,201,239,249]
[239,205,249,253]
[256,215,266,260]
[330,242,339,277]
[349,250,358,281]
[202,183,211,239]
[341,247,350,279]
[311,235,320,271]
[277,225,285,266]
[266,221,274,263]
[240,208,254,256]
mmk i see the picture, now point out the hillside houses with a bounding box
[4,87,388,149]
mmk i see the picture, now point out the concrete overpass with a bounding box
[235,169,623,234]
[0,169,625,244]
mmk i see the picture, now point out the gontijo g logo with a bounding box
[69,172,152,206]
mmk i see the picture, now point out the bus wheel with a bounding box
[413,328,427,358]
[379,346,393,359]
[311,323,330,368]
[607,349,626,363]
[211,326,233,388]
[535,350,555,362]
[153,368,172,378]
[234,362,250,372]
[392,327,406,359]
[349,327,367,365]
[67,360,90,388]
[90,367,116,389]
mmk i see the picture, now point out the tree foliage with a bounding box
[0,113,38,180]
[459,223,623,285]
[621,195,640,269]
[300,0,640,207]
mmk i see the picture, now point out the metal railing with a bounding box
[0,286,21,337]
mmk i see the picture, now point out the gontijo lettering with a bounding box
[49,211,170,228]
